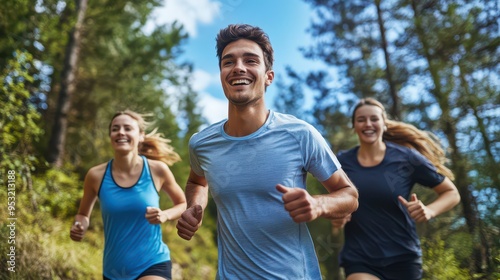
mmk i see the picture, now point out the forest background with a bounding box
[0,0,498,279]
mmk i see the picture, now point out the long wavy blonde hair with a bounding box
[351,98,454,180]
[109,110,181,166]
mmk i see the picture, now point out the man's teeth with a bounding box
[231,79,250,85]
[117,139,128,143]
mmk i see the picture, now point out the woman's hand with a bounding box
[70,220,87,241]
[398,193,434,223]
[145,206,169,224]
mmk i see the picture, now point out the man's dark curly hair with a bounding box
[216,24,274,71]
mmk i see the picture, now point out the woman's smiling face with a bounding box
[353,104,386,145]
[109,114,144,153]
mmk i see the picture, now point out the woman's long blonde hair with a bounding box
[109,110,181,166]
[352,98,454,180]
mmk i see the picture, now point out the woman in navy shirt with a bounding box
[333,98,460,280]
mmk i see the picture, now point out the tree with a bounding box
[273,67,307,120]
[0,51,43,209]
[46,0,88,167]
[172,62,208,186]
[40,0,191,173]
[405,0,499,274]
[0,1,220,278]
[300,0,409,119]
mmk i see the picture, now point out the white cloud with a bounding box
[191,69,217,92]
[149,0,221,37]
[188,71,226,128]
[199,93,227,124]
[190,69,227,124]
[147,1,227,125]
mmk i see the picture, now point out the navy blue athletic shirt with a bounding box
[337,141,444,267]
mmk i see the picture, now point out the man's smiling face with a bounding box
[220,39,274,106]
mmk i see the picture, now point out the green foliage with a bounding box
[274,67,306,120]
[17,221,102,280]
[0,164,218,280]
[0,175,101,280]
[167,223,218,279]
[0,1,38,66]
[306,175,343,279]
[309,217,344,280]
[54,1,191,174]
[422,238,470,280]
[158,191,218,279]
[493,255,500,280]
[447,231,474,266]
[0,50,42,181]
[0,1,218,279]
[30,167,83,219]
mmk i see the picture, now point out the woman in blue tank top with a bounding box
[70,110,187,280]
[333,98,461,280]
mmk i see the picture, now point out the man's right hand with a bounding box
[176,205,203,240]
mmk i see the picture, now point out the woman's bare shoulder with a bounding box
[86,162,109,181]
[147,159,170,174]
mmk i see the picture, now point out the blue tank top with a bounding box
[98,155,170,280]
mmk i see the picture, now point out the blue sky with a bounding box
[148,0,320,123]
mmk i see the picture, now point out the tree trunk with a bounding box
[458,64,496,274]
[458,65,500,188]
[375,0,400,119]
[410,0,487,274]
[46,0,88,167]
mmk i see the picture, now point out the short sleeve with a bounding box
[409,148,445,188]
[188,134,204,176]
[301,124,341,182]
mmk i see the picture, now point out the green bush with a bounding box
[422,238,470,280]
[0,50,42,183]
[30,167,83,219]
[0,181,101,280]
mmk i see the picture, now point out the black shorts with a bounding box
[343,258,422,280]
[103,261,172,280]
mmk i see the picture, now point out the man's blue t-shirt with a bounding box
[189,110,341,279]
[337,141,444,266]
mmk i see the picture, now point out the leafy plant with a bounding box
[422,238,470,279]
